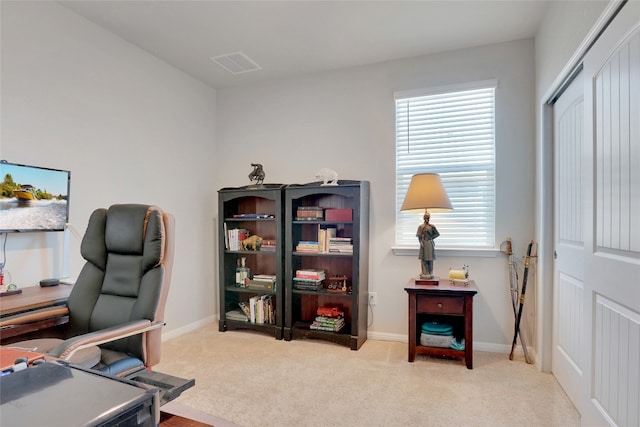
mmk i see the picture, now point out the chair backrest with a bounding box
[66,204,174,367]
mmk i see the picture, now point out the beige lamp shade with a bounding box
[400,173,453,213]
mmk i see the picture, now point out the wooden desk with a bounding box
[405,280,478,369]
[0,285,73,340]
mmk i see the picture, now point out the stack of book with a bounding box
[295,206,324,221]
[246,274,277,291]
[295,241,319,253]
[239,295,275,324]
[293,268,325,291]
[328,237,353,254]
[224,225,249,251]
[260,239,276,251]
[310,306,345,332]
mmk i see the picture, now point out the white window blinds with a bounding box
[395,82,496,248]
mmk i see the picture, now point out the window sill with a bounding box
[392,246,500,258]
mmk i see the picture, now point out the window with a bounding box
[395,81,496,248]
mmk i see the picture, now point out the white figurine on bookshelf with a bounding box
[315,168,338,185]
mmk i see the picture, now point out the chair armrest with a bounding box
[48,320,165,361]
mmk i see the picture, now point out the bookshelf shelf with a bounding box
[284,181,370,350]
[218,185,285,339]
[292,252,353,257]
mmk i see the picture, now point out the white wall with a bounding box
[217,38,537,349]
[533,0,609,369]
[0,2,218,334]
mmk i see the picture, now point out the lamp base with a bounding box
[414,277,439,286]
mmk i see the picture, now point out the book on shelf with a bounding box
[311,307,345,332]
[310,321,344,332]
[226,308,249,322]
[260,239,276,251]
[328,236,353,253]
[246,280,276,291]
[239,301,251,318]
[295,206,323,221]
[243,295,275,324]
[329,246,353,254]
[247,274,277,291]
[293,278,324,291]
[329,237,352,243]
[324,208,352,222]
[317,225,337,253]
[295,241,319,252]
[232,213,274,219]
[295,268,325,280]
[225,227,250,251]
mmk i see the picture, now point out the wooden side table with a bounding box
[405,279,478,369]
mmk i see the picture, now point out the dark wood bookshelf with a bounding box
[284,181,370,350]
[218,185,285,339]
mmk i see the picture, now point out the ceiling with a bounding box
[59,1,550,89]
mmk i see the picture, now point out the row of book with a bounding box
[295,236,353,254]
[310,306,345,332]
[294,207,353,222]
[224,226,249,251]
[238,295,276,324]
[318,226,336,253]
[224,225,275,252]
[295,206,324,221]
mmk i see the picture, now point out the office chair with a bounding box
[8,204,174,377]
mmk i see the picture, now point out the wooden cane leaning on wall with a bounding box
[509,240,535,361]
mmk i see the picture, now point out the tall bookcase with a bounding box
[218,185,284,339]
[284,181,370,350]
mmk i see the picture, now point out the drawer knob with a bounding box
[437,303,442,308]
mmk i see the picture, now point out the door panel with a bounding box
[581,2,640,425]
[553,72,585,411]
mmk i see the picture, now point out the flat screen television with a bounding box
[0,160,70,233]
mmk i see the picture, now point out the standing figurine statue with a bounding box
[416,212,440,279]
[248,163,265,185]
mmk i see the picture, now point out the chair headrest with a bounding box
[81,204,166,272]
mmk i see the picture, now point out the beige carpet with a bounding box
[156,325,579,427]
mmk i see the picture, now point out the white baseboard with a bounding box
[161,315,218,341]
[367,330,536,360]
[163,319,535,362]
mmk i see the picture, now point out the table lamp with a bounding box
[401,173,453,284]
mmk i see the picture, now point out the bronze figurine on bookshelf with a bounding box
[248,163,265,185]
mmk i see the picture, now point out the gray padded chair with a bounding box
[11,204,175,377]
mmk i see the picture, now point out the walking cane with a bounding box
[509,240,535,361]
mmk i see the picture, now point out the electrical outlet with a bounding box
[369,292,377,306]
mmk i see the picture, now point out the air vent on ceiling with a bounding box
[211,51,262,74]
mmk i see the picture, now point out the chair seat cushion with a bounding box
[12,338,102,368]
[94,348,145,377]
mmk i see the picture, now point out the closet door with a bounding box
[552,71,585,414]
[581,2,640,425]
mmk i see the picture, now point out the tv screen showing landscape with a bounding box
[0,161,70,232]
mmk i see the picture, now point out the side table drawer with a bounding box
[417,295,464,315]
